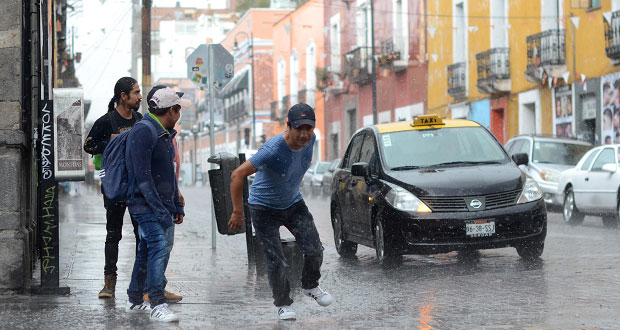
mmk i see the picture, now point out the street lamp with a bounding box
[233,31,256,149]
[191,125,200,185]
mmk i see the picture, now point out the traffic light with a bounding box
[244,128,250,146]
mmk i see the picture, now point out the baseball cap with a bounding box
[147,85,184,109]
[287,103,315,128]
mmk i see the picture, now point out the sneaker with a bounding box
[150,303,179,323]
[98,275,116,298]
[277,305,296,320]
[144,290,183,303]
[125,301,151,313]
[304,286,333,307]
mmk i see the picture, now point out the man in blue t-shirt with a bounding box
[228,103,333,320]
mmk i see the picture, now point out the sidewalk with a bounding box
[0,184,343,330]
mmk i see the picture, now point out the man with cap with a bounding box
[124,86,185,323]
[228,103,333,320]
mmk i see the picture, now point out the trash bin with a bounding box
[207,152,245,235]
[253,235,303,280]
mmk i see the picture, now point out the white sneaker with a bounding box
[150,303,179,323]
[277,305,296,320]
[125,300,151,313]
[304,286,333,307]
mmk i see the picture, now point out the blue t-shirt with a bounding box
[248,133,315,209]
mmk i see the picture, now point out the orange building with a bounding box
[271,0,327,161]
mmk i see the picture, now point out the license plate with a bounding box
[466,221,495,237]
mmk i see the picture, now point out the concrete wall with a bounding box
[0,0,27,290]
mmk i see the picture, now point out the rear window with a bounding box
[379,127,508,168]
[316,162,330,174]
[532,141,591,166]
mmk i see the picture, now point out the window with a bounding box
[343,134,365,169]
[580,149,599,171]
[453,1,467,64]
[277,58,286,109]
[290,51,299,105]
[392,0,408,59]
[330,14,341,72]
[589,0,600,9]
[359,134,378,175]
[518,139,531,157]
[305,40,317,107]
[591,148,615,171]
[490,0,508,48]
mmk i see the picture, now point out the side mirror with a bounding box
[512,153,529,166]
[351,162,370,177]
[601,163,617,173]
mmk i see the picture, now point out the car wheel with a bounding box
[515,239,544,260]
[374,219,401,267]
[332,206,357,257]
[563,187,584,225]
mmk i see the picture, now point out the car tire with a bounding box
[563,187,584,225]
[374,219,402,267]
[332,206,357,257]
[515,239,544,260]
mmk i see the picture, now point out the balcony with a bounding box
[525,29,566,83]
[280,95,291,120]
[298,89,307,104]
[298,89,316,108]
[270,101,278,121]
[378,39,407,72]
[344,46,373,85]
[605,10,620,61]
[447,62,467,100]
[476,48,510,94]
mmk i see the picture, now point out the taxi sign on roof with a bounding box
[412,115,444,127]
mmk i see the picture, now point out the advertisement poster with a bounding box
[553,85,573,138]
[53,88,85,181]
[601,72,620,144]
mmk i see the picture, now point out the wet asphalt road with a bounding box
[1,183,620,329]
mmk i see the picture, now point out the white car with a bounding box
[557,144,620,227]
[505,135,592,208]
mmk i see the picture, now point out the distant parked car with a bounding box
[322,158,341,196]
[505,135,592,208]
[310,161,331,194]
[557,144,620,228]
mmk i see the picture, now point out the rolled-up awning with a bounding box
[218,67,249,98]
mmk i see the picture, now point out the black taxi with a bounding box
[329,115,547,265]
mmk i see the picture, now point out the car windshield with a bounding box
[532,141,591,165]
[380,127,508,169]
[315,162,330,174]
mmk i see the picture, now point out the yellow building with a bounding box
[427,0,617,145]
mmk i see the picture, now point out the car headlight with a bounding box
[539,170,560,183]
[517,177,543,204]
[385,186,432,213]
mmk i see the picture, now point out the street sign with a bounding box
[210,44,234,90]
[187,44,209,88]
[186,44,234,90]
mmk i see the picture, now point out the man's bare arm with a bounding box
[228,161,257,232]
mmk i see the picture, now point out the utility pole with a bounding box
[250,32,257,149]
[131,0,140,79]
[141,0,152,113]
[369,0,378,124]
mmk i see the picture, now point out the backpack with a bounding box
[94,111,140,170]
[100,119,157,201]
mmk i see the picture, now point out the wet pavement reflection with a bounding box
[1,184,620,329]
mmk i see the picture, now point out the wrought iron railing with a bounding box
[605,10,620,60]
[526,29,565,81]
[476,48,510,93]
[344,46,373,85]
[280,95,290,119]
[270,101,278,121]
[447,62,467,99]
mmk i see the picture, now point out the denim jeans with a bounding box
[127,213,173,307]
[249,200,323,307]
[103,195,139,276]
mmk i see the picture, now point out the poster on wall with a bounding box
[553,85,573,138]
[600,72,620,144]
[53,88,85,181]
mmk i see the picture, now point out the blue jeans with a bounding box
[249,200,323,307]
[127,213,173,307]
